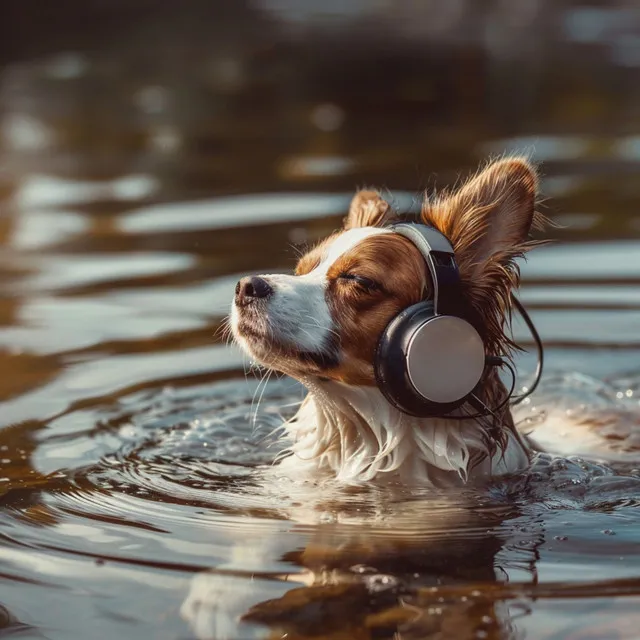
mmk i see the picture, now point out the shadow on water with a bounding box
[0,1,640,638]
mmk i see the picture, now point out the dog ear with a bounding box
[344,190,395,229]
[424,157,539,277]
[423,157,543,352]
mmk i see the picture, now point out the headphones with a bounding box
[373,222,544,419]
[374,223,486,417]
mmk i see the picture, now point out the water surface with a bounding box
[1,6,640,638]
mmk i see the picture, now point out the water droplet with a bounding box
[351,565,376,575]
[366,574,398,592]
[319,512,335,523]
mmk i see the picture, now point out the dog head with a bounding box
[231,158,541,387]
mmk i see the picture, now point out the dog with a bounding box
[188,157,544,639]
[230,156,543,488]
[184,157,640,639]
[182,157,640,639]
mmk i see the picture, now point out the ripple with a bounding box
[4,368,640,640]
[28,369,640,546]
[22,252,194,292]
[121,191,421,233]
[14,174,159,209]
[121,193,352,233]
[522,240,640,281]
[516,371,640,464]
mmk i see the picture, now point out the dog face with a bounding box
[231,223,426,384]
[231,158,540,386]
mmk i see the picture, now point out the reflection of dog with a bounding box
[231,158,543,486]
[180,484,543,639]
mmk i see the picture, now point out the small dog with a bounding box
[231,157,543,487]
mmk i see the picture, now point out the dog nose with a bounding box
[235,276,273,307]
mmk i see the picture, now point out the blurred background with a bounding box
[1,0,639,408]
[0,3,640,639]
[1,0,639,200]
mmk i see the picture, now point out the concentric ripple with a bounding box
[27,370,640,537]
[49,376,305,512]
[3,367,640,640]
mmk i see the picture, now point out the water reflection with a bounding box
[180,487,540,639]
[177,441,640,639]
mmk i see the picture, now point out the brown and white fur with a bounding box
[231,157,544,487]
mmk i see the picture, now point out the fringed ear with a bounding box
[344,190,396,229]
[423,157,544,353]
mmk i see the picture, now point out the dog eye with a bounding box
[338,273,380,290]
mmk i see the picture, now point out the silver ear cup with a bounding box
[405,316,485,404]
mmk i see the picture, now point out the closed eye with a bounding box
[338,273,380,291]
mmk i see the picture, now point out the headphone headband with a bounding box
[388,223,466,318]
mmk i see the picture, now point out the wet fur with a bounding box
[232,157,543,486]
[279,381,529,485]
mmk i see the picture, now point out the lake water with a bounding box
[1,5,640,638]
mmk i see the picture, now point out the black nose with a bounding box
[235,276,273,307]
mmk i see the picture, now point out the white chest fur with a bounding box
[277,380,530,486]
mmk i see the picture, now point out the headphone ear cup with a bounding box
[375,302,443,417]
[375,303,486,417]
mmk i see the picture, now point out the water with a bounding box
[1,3,640,638]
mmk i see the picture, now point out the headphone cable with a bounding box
[444,294,543,420]
[509,293,544,405]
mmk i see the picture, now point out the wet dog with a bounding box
[231,157,542,487]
